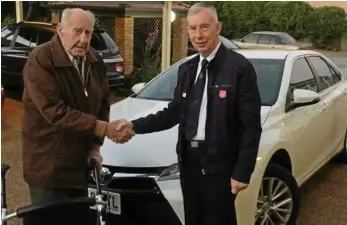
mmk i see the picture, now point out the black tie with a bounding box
[185,58,209,140]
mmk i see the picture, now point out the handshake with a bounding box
[104,119,135,144]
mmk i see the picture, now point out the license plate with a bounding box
[88,188,121,215]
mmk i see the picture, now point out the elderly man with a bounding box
[21,8,132,225]
[113,3,262,225]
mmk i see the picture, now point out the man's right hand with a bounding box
[105,120,135,143]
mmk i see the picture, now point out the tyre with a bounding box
[336,128,347,163]
[255,163,300,225]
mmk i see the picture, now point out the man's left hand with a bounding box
[230,178,248,194]
[88,146,103,171]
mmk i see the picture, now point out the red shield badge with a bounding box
[219,90,227,99]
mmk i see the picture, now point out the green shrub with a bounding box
[2,15,16,28]
[264,1,314,40]
[309,6,347,49]
[209,1,347,49]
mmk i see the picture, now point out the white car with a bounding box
[88,49,347,225]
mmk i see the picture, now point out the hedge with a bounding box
[209,1,347,50]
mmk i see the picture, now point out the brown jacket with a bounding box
[22,34,110,190]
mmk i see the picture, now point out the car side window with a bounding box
[90,32,108,50]
[307,56,336,91]
[270,36,279,44]
[37,30,55,45]
[1,26,17,47]
[241,34,259,43]
[287,58,318,104]
[258,35,270,44]
[14,27,38,48]
[328,65,342,83]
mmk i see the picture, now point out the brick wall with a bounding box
[115,17,134,75]
[172,17,188,64]
[51,12,60,23]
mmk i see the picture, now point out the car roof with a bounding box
[10,21,56,31]
[235,49,292,59]
[8,21,104,32]
[185,49,322,61]
[235,49,323,59]
[250,31,287,35]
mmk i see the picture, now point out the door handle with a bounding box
[321,102,328,112]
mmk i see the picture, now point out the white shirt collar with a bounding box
[199,41,221,63]
[65,51,86,63]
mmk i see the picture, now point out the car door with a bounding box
[238,33,260,48]
[284,57,329,182]
[1,26,20,87]
[269,35,281,47]
[256,34,272,49]
[307,56,346,158]
[1,26,38,87]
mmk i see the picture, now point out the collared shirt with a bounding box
[65,51,89,97]
[192,41,221,141]
[65,51,87,85]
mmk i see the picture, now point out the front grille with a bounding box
[88,166,182,225]
[105,165,167,174]
[89,165,167,190]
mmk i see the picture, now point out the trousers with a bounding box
[22,186,91,225]
[180,142,238,225]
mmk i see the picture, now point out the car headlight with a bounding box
[157,163,180,181]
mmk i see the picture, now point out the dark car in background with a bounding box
[1,21,125,89]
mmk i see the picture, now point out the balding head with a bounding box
[60,8,96,26]
[57,8,95,57]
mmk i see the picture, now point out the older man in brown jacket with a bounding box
[21,8,132,225]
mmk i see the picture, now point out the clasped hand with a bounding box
[105,119,135,143]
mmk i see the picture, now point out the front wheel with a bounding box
[255,163,300,225]
[336,128,347,163]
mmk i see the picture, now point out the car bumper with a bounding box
[87,173,182,225]
[107,73,125,88]
[89,165,182,225]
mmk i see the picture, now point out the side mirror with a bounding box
[293,89,320,104]
[286,89,320,112]
[131,82,146,94]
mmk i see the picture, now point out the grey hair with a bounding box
[187,3,219,22]
[60,8,96,26]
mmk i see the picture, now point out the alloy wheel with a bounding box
[255,177,293,225]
